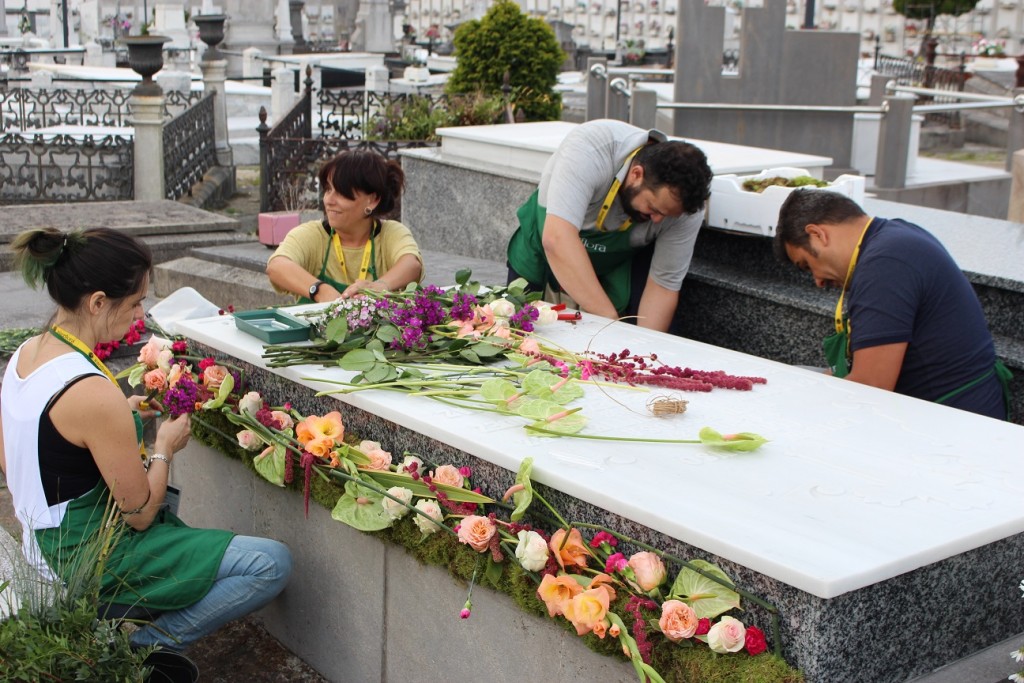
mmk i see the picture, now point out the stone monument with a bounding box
[354,0,395,54]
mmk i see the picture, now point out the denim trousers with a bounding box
[130,535,293,650]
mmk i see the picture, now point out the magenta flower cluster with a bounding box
[163,375,199,417]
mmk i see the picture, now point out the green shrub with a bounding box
[366,92,508,141]
[446,0,564,122]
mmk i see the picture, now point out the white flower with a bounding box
[400,454,423,473]
[1008,673,1024,683]
[514,530,549,571]
[236,429,263,451]
[490,298,515,318]
[1018,578,1024,596]
[381,486,413,520]
[412,499,444,534]
[533,303,559,326]
[1012,647,1024,663]
[238,391,262,416]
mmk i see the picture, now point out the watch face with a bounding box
[309,282,320,297]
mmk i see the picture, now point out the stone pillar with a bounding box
[1005,87,1024,174]
[868,74,890,106]
[355,0,394,53]
[364,64,389,93]
[30,70,54,90]
[222,0,277,55]
[586,58,607,122]
[606,77,629,123]
[201,57,234,168]
[153,2,191,48]
[272,67,297,120]
[84,40,104,67]
[875,93,914,190]
[242,47,263,82]
[0,0,8,37]
[629,86,657,130]
[131,94,166,201]
[276,0,294,44]
[1008,150,1024,224]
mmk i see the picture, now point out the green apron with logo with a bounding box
[823,218,1014,419]
[296,220,378,304]
[507,146,644,315]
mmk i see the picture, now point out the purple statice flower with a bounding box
[412,291,446,326]
[164,375,200,417]
[450,292,478,321]
[508,305,539,333]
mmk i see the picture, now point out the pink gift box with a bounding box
[258,212,302,247]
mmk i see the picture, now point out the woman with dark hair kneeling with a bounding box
[266,149,424,303]
[1,227,292,651]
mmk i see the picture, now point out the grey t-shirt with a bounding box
[536,119,705,292]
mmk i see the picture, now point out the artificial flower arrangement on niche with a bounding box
[261,272,767,445]
[974,37,1007,58]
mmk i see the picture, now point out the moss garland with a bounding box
[191,411,803,683]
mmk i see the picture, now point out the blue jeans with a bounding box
[131,535,292,650]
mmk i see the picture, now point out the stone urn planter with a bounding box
[124,35,171,96]
[193,14,227,60]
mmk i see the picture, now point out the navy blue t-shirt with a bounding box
[847,217,1004,419]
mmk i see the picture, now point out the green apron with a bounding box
[297,220,378,304]
[507,189,637,314]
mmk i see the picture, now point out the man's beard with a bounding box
[618,182,649,224]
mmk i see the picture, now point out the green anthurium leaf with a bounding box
[324,316,349,343]
[125,363,147,388]
[331,480,394,531]
[479,378,528,413]
[516,398,562,420]
[527,412,587,435]
[509,457,534,522]
[336,443,371,466]
[362,470,494,504]
[252,442,286,487]
[522,370,583,405]
[668,559,741,620]
[202,372,234,410]
[484,555,504,587]
[698,427,769,452]
[339,348,377,372]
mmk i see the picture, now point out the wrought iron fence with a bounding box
[318,88,451,139]
[874,54,969,127]
[0,86,205,132]
[0,131,133,204]
[163,92,217,201]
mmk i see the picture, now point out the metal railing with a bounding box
[163,92,217,201]
[0,86,204,131]
[873,53,970,127]
[318,88,452,140]
[0,131,133,204]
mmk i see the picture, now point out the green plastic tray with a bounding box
[233,309,311,344]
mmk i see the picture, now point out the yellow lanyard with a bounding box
[595,147,643,233]
[834,217,874,334]
[49,325,118,384]
[331,230,374,283]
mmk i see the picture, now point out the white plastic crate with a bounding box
[707,167,866,237]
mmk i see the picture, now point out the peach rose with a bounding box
[271,410,294,430]
[564,587,611,637]
[518,338,540,355]
[413,499,444,534]
[430,464,464,489]
[659,600,698,642]
[707,616,747,654]
[236,429,263,451]
[201,364,229,389]
[627,551,667,591]
[296,412,344,445]
[536,573,583,618]
[457,515,496,552]
[360,446,392,471]
[137,337,166,367]
[549,528,590,570]
[143,368,167,392]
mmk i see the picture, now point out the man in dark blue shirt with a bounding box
[773,190,1007,420]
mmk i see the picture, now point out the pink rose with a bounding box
[707,616,746,654]
[659,600,698,642]
[137,337,166,367]
[627,551,667,591]
[202,364,228,389]
[430,464,464,489]
[413,499,444,534]
[271,410,294,430]
[236,429,263,451]
[518,338,540,354]
[358,441,392,471]
[143,368,167,392]
[457,514,496,552]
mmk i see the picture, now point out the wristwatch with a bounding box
[308,280,325,300]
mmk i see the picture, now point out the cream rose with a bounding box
[381,486,414,520]
[430,464,464,489]
[533,304,559,326]
[515,530,549,571]
[627,551,667,591]
[413,499,444,534]
[400,454,423,473]
[490,298,516,318]
[238,391,262,416]
[457,515,496,552]
[236,429,263,451]
[707,616,746,654]
[156,348,174,373]
[658,600,698,642]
